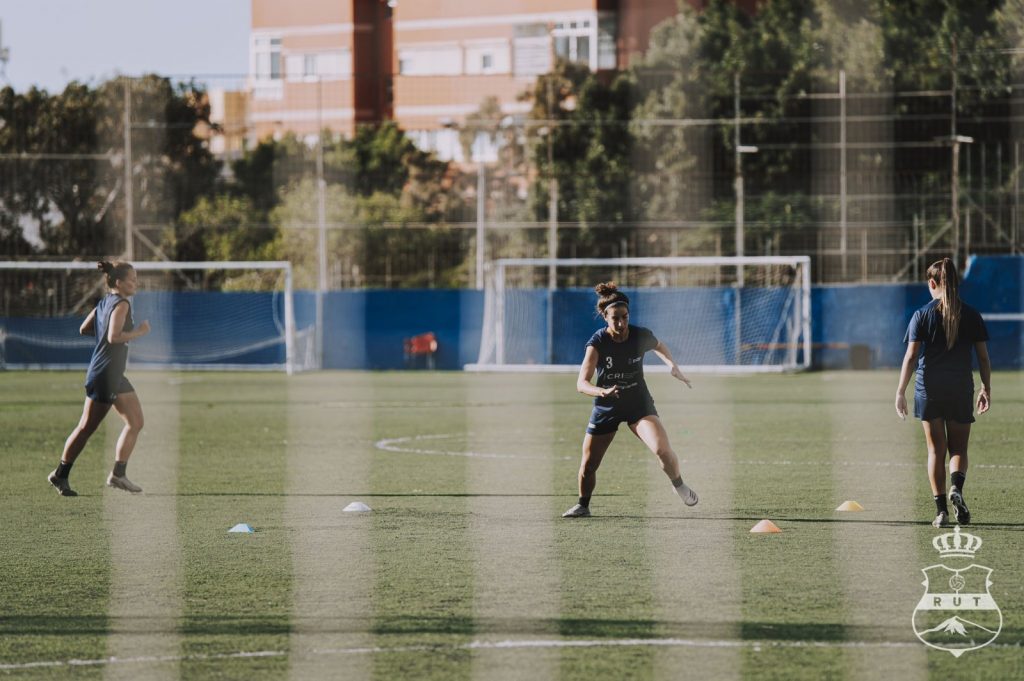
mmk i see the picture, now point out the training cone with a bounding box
[835,500,865,512]
[343,501,372,513]
[228,523,255,533]
[750,519,782,534]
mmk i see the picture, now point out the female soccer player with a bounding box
[48,261,151,496]
[896,258,991,528]
[562,282,698,518]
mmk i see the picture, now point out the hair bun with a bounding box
[594,281,619,296]
[97,261,113,273]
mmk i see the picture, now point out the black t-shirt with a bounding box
[903,299,988,395]
[586,325,658,407]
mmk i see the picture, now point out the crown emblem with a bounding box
[932,526,982,559]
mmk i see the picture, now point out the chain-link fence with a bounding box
[3,72,1024,293]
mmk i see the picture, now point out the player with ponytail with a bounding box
[896,258,991,527]
[561,282,699,518]
[48,260,151,496]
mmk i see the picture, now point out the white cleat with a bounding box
[932,511,948,528]
[675,482,698,507]
[561,503,591,518]
[106,473,143,494]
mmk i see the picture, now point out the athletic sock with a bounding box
[578,496,591,508]
[951,471,966,493]
[112,461,127,478]
[671,476,684,488]
[55,461,73,479]
[934,494,948,514]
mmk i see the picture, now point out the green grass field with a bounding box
[1,370,1022,680]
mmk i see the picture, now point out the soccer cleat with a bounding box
[106,473,142,494]
[949,489,971,525]
[47,470,78,497]
[932,511,948,528]
[674,482,699,507]
[561,503,591,518]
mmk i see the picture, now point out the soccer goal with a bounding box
[0,261,315,374]
[467,256,812,373]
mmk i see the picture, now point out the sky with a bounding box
[0,0,251,92]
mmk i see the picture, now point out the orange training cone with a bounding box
[750,519,782,533]
[835,500,865,512]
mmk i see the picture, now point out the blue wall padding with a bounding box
[2,256,1021,370]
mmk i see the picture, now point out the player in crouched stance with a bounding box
[562,282,698,518]
[48,261,150,497]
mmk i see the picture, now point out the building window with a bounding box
[397,45,462,76]
[253,36,282,81]
[304,55,317,77]
[552,21,594,68]
[481,53,493,71]
[598,16,617,70]
[514,23,552,76]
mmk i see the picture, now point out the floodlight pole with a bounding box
[123,80,134,260]
[315,77,327,368]
[733,74,758,366]
[839,70,848,279]
[476,138,486,289]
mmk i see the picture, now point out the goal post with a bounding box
[0,260,314,374]
[467,256,812,374]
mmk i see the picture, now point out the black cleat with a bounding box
[949,489,971,525]
[48,470,78,497]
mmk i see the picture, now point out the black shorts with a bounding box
[586,396,658,435]
[914,391,975,424]
[85,375,134,404]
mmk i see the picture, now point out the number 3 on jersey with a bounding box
[605,356,613,368]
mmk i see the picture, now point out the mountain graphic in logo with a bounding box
[918,616,1000,648]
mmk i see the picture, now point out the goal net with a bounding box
[0,261,315,373]
[468,256,811,373]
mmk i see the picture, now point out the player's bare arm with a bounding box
[107,302,150,344]
[652,340,691,388]
[79,308,96,336]
[975,341,991,414]
[895,340,920,419]
[576,345,619,399]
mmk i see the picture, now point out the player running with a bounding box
[48,261,150,496]
[896,258,991,528]
[562,282,698,518]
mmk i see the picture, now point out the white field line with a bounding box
[827,378,929,680]
[647,379,743,680]
[467,383,559,681]
[374,434,1023,469]
[287,378,374,681]
[8,637,1022,671]
[103,372,182,681]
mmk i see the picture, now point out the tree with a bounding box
[523,59,638,259]
[0,77,220,258]
[169,194,273,263]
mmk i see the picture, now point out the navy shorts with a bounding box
[586,395,658,435]
[914,391,975,424]
[85,375,134,404]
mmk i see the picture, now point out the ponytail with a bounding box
[926,258,961,349]
[595,281,630,316]
[97,260,134,289]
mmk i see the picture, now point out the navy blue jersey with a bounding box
[586,325,659,407]
[84,293,134,388]
[903,299,988,396]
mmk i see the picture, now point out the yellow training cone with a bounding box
[750,519,782,534]
[835,500,865,512]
